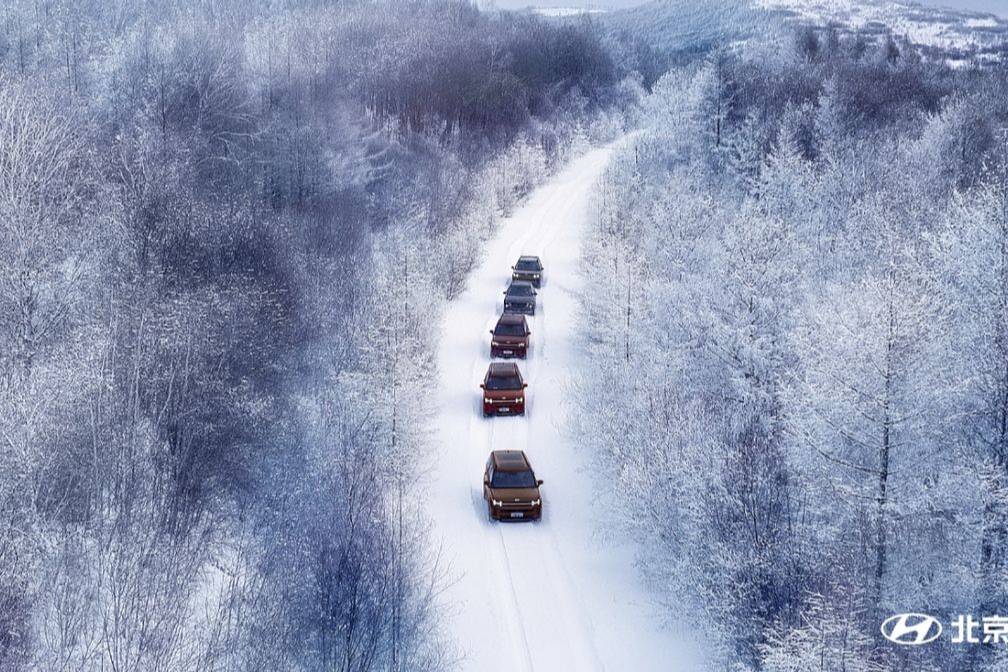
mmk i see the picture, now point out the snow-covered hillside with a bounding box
[601,0,1006,64]
[758,0,1008,57]
[602,0,765,52]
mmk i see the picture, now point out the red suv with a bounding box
[490,313,530,359]
[480,362,527,416]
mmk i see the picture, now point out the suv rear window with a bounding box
[495,322,525,336]
[492,470,536,488]
[507,284,534,297]
[486,374,522,390]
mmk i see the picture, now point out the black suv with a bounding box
[512,256,544,287]
[503,281,537,316]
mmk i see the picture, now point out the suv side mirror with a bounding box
[480,383,486,389]
[484,479,490,487]
[537,479,544,486]
[522,383,528,389]
[489,329,494,335]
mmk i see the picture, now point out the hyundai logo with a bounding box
[881,613,943,645]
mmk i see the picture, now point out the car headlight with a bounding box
[531,499,541,506]
[492,499,502,507]
[484,397,492,404]
[491,340,500,346]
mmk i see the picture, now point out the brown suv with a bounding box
[484,450,543,521]
[480,362,527,416]
[490,313,530,359]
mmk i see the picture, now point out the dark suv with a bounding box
[490,313,530,359]
[480,362,527,416]
[484,450,543,521]
[512,256,544,287]
[503,281,537,316]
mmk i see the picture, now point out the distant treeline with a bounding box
[357,3,619,133]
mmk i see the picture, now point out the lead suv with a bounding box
[490,313,530,359]
[484,450,543,521]
[480,362,527,416]
[512,255,544,287]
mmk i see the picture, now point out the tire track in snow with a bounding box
[496,526,536,672]
[523,163,610,670]
[490,153,609,672]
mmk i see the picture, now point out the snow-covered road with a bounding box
[431,141,697,672]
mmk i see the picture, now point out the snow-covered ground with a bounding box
[532,7,607,17]
[430,142,699,671]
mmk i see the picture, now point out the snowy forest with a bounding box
[0,1,628,669]
[576,22,1008,672]
[4,0,1008,670]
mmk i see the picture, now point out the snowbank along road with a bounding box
[431,140,697,672]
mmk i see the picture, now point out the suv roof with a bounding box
[491,450,531,471]
[488,362,520,376]
[518,255,540,263]
[497,313,526,326]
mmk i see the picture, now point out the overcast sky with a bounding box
[492,0,1007,18]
